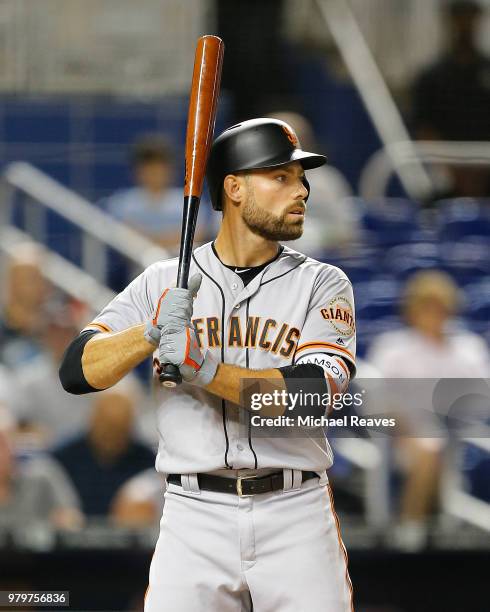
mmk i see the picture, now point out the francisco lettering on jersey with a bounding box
[192,316,300,357]
[320,295,355,337]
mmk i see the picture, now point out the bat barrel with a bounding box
[184,35,224,199]
[159,35,224,387]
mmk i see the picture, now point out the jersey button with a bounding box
[231,282,238,290]
[235,303,241,309]
[237,444,244,451]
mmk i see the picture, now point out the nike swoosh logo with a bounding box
[234,268,251,273]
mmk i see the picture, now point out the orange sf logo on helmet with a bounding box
[281,125,299,147]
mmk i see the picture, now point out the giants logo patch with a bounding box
[320,296,355,337]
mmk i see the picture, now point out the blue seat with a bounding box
[325,245,380,284]
[356,198,420,247]
[463,281,490,345]
[440,237,490,286]
[354,278,402,356]
[437,198,490,241]
[464,280,490,314]
[462,442,490,503]
[355,277,402,316]
[356,301,398,321]
[382,242,441,281]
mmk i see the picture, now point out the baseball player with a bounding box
[60,118,356,611]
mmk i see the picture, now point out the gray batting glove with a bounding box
[144,273,202,346]
[159,323,218,386]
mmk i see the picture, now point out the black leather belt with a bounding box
[167,471,318,497]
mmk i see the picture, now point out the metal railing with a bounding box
[336,427,490,533]
[442,435,490,533]
[360,141,490,200]
[0,224,115,313]
[315,0,434,201]
[3,162,169,284]
[334,436,391,529]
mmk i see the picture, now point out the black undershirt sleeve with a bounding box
[278,363,328,419]
[59,330,101,395]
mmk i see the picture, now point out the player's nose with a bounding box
[294,178,309,200]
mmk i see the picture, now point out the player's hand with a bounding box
[158,323,218,386]
[144,273,202,346]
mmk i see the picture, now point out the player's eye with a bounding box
[275,174,287,182]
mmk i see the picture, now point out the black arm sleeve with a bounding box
[59,330,101,395]
[278,363,328,419]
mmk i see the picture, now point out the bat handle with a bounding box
[159,363,183,388]
[158,195,199,389]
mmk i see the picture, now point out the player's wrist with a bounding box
[188,350,219,387]
[144,320,161,347]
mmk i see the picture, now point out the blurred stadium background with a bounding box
[0,1,489,611]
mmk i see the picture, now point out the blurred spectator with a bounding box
[411,0,490,196]
[270,112,358,256]
[111,468,165,528]
[0,363,19,412]
[0,245,51,368]
[52,380,155,518]
[368,270,489,547]
[0,406,82,532]
[102,134,209,253]
[13,299,92,448]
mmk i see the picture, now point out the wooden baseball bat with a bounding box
[159,35,224,388]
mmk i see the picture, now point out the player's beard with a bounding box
[241,189,304,241]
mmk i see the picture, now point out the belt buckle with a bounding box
[236,475,256,497]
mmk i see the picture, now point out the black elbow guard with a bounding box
[278,363,328,419]
[59,330,101,395]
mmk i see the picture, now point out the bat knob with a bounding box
[159,364,183,388]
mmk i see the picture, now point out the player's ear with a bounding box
[223,174,245,207]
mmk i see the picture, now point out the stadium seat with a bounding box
[440,237,490,286]
[463,280,490,346]
[436,198,490,241]
[464,279,490,321]
[355,198,420,247]
[354,278,402,357]
[355,277,402,318]
[382,242,441,280]
[325,245,380,284]
[462,442,490,503]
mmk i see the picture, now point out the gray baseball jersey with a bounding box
[85,242,356,475]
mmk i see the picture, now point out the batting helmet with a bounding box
[206,118,327,211]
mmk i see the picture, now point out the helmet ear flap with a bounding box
[302,176,311,202]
